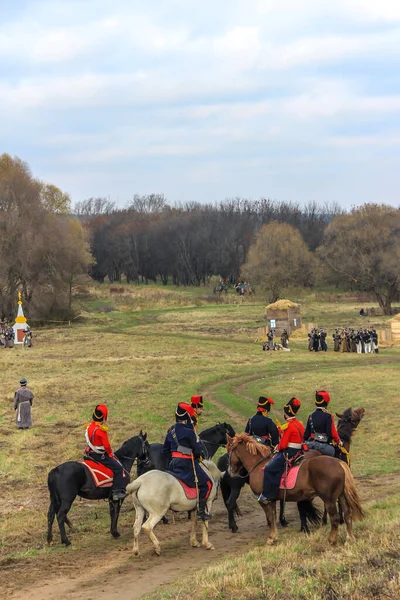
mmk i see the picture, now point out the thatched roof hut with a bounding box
[265,299,301,336]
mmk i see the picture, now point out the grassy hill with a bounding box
[0,283,399,599]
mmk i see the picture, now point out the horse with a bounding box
[137,422,236,476]
[218,407,365,533]
[47,431,148,546]
[127,460,222,556]
[227,433,364,545]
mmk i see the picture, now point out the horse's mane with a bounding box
[229,433,271,457]
[199,424,221,437]
[115,435,142,457]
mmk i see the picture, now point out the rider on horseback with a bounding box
[258,397,304,504]
[84,404,127,501]
[162,402,213,521]
[191,395,203,429]
[304,391,342,457]
[245,396,279,447]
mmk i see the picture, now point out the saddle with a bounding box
[176,478,198,499]
[81,459,114,488]
[279,465,301,490]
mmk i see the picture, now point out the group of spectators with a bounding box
[331,328,378,353]
[308,327,378,353]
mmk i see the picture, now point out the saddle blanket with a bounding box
[82,459,114,488]
[279,466,300,490]
[176,478,198,499]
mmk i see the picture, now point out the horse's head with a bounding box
[336,408,365,442]
[223,422,236,439]
[115,431,149,467]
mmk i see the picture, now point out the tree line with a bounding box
[1,154,398,318]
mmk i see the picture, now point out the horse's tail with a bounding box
[126,477,142,497]
[298,499,322,526]
[340,462,365,522]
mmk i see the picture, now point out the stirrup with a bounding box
[112,489,127,501]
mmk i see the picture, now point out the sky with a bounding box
[1,0,400,208]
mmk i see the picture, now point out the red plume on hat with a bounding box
[176,402,195,418]
[315,390,330,405]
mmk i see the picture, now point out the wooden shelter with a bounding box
[265,299,301,336]
[389,313,400,343]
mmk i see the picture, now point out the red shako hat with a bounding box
[93,404,108,421]
[191,395,203,408]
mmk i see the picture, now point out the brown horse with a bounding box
[227,433,365,545]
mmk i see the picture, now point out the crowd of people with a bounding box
[308,327,378,353]
[0,320,33,348]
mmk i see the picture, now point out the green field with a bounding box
[0,284,399,600]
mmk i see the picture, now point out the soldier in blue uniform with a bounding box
[304,390,342,457]
[245,397,279,447]
[162,402,213,520]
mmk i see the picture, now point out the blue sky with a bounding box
[1,0,400,208]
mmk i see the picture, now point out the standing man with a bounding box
[320,329,328,351]
[191,395,204,429]
[245,396,279,447]
[14,378,34,429]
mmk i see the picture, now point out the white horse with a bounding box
[126,460,222,556]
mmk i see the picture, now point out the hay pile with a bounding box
[266,299,299,311]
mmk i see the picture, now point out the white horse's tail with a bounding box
[126,477,142,496]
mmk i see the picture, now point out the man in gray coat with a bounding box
[14,378,34,429]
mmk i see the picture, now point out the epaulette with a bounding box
[99,424,108,432]
[281,423,289,431]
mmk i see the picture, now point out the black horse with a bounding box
[137,422,235,477]
[47,431,148,546]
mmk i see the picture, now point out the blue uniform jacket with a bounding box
[304,409,340,444]
[245,413,279,446]
[162,422,205,487]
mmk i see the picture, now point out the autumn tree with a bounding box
[0,153,93,319]
[241,222,315,302]
[318,204,400,314]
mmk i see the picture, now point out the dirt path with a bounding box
[5,367,400,600]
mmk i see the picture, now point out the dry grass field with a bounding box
[0,283,399,600]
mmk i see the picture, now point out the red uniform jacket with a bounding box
[86,422,113,457]
[277,418,304,451]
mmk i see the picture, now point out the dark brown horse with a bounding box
[227,433,365,545]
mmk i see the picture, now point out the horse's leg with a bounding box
[64,516,74,531]
[325,499,340,545]
[142,514,163,556]
[109,499,122,538]
[261,502,277,545]
[322,507,328,525]
[279,499,289,527]
[47,501,58,544]
[190,510,200,548]
[339,495,355,543]
[220,475,239,533]
[56,498,75,546]
[201,519,214,550]
[297,501,310,534]
[133,504,145,557]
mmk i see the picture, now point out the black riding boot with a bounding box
[112,489,127,501]
[197,499,212,521]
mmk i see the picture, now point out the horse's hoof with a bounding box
[231,526,239,533]
[154,547,161,556]
[207,545,215,551]
[112,531,121,539]
[280,519,289,528]
[63,540,71,547]
[191,541,201,548]
[267,538,276,546]
[133,550,140,557]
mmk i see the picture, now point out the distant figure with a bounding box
[359,308,367,317]
[14,378,34,429]
[280,329,289,348]
[23,326,33,347]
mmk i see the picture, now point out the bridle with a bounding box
[227,445,271,479]
[119,434,149,465]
